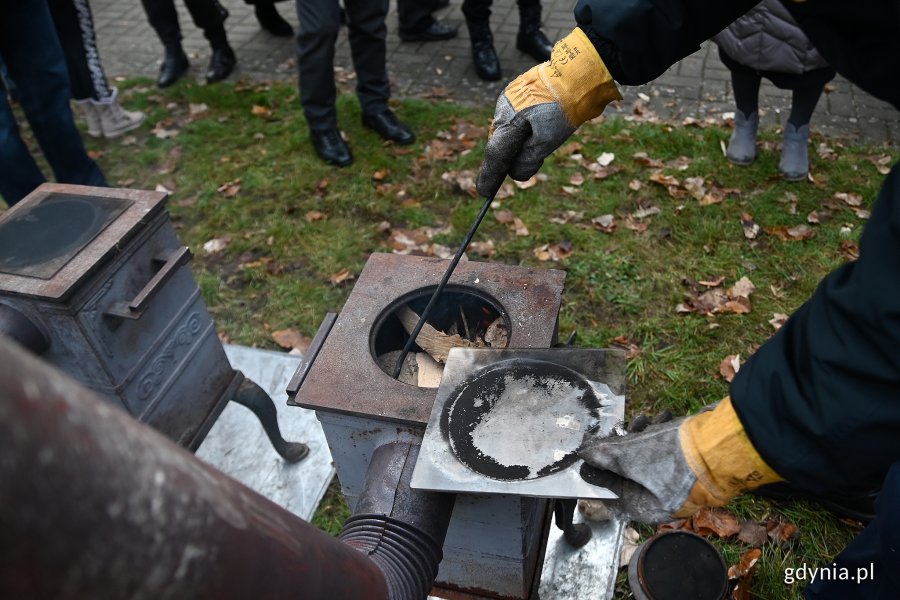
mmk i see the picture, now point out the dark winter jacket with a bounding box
[713,0,829,74]
[573,0,900,493]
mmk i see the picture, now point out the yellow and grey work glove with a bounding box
[476,28,622,198]
[579,397,783,524]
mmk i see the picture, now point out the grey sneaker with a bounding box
[726,111,758,165]
[75,98,102,138]
[779,123,810,181]
[92,88,146,139]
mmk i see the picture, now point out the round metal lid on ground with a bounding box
[442,358,602,481]
[629,531,729,600]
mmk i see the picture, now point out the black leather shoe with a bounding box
[516,28,553,62]
[255,3,293,37]
[362,110,415,145]
[310,129,353,167]
[467,21,501,81]
[399,21,458,42]
[157,47,189,88]
[206,45,236,84]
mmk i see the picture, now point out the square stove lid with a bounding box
[411,347,626,499]
[0,184,167,301]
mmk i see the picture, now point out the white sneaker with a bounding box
[92,88,146,139]
[75,98,102,138]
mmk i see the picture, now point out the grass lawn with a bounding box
[75,78,894,599]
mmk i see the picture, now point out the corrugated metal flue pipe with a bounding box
[0,303,48,354]
[0,337,389,600]
[341,442,456,600]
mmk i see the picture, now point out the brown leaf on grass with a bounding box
[587,163,623,180]
[441,170,477,197]
[683,176,706,201]
[512,217,529,236]
[807,210,832,224]
[202,236,231,255]
[769,313,789,331]
[372,168,390,181]
[468,240,495,258]
[592,214,617,233]
[865,154,892,175]
[610,335,641,359]
[559,141,583,156]
[328,268,355,285]
[305,210,327,222]
[738,520,769,546]
[514,175,542,189]
[693,507,741,538]
[840,239,860,261]
[767,520,800,548]
[729,276,756,299]
[729,548,763,600]
[271,328,312,353]
[494,182,516,200]
[633,151,665,168]
[628,179,643,191]
[494,210,515,224]
[656,519,692,533]
[719,354,741,382]
[817,143,838,160]
[549,210,584,225]
[698,275,726,287]
[649,171,680,188]
[251,104,272,118]
[741,213,760,239]
[533,241,573,262]
[376,220,391,234]
[835,191,863,207]
[632,206,661,220]
[151,120,180,139]
[384,225,453,256]
[624,216,649,233]
[561,185,580,195]
[569,171,586,186]
[216,178,241,197]
[766,224,816,241]
[678,275,756,316]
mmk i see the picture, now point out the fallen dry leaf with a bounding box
[692,507,741,538]
[698,275,726,288]
[305,210,327,222]
[729,548,763,600]
[328,268,355,285]
[515,176,539,189]
[610,335,641,359]
[494,210,515,224]
[372,168,390,182]
[619,526,641,568]
[738,520,769,547]
[592,214,616,233]
[633,151,664,168]
[216,179,241,197]
[271,328,312,353]
[468,240,495,258]
[719,354,741,382]
[251,104,272,118]
[569,171,585,186]
[628,179,643,191]
[649,171,680,188]
[769,313,789,331]
[767,520,800,548]
[741,213,760,240]
[202,236,230,254]
[766,224,816,241]
[835,191,863,207]
[683,176,706,201]
[840,239,860,261]
[441,170,477,197]
[533,241,573,262]
[549,210,584,225]
[632,206,661,220]
[729,276,756,299]
[512,217,529,236]
[597,152,616,167]
[865,154,892,175]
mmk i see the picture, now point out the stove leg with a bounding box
[231,378,310,463]
[553,498,592,549]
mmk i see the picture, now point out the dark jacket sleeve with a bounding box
[730,165,900,493]
[574,0,900,110]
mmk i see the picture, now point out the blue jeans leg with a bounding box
[0,74,45,206]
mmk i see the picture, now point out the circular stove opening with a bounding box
[369,285,510,388]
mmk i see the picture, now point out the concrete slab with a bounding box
[195,345,334,522]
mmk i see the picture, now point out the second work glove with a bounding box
[579,397,783,524]
[476,28,621,198]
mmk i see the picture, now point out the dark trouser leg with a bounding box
[48,0,113,101]
[397,0,435,36]
[344,0,391,117]
[140,0,183,48]
[731,67,761,116]
[0,77,45,206]
[296,0,340,130]
[182,0,230,48]
[805,462,900,599]
[788,84,826,128]
[0,1,106,205]
[461,0,492,22]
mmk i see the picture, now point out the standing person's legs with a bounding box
[244,0,293,37]
[0,76,46,206]
[296,0,352,166]
[140,0,190,87]
[397,0,456,41]
[777,67,833,181]
[182,0,235,83]
[515,0,552,62]
[0,1,105,206]
[462,0,501,81]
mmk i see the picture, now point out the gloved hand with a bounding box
[579,397,783,524]
[476,28,622,198]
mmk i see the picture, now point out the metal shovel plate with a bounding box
[411,347,625,498]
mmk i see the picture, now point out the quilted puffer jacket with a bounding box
[713,0,829,73]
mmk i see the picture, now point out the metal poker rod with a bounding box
[391,192,496,379]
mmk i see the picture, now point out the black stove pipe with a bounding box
[0,303,48,354]
[0,337,453,600]
[341,442,456,600]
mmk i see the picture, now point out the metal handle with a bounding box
[104,246,192,320]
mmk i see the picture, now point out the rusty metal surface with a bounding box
[0,184,167,301]
[411,348,626,499]
[286,311,337,400]
[294,253,566,426]
[0,337,389,600]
